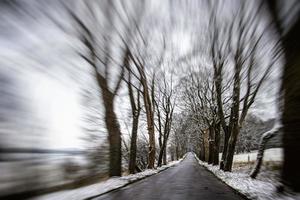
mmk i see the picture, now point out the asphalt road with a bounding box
[93,153,245,200]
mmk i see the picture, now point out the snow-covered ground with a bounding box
[194,152,300,200]
[226,148,283,163]
[30,159,183,200]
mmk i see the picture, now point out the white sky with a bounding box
[0,0,280,150]
[28,72,83,149]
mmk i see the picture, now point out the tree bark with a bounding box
[163,150,167,165]
[208,126,215,164]
[223,48,241,171]
[220,127,229,170]
[157,139,167,167]
[213,122,221,165]
[250,125,279,178]
[223,127,238,171]
[129,114,139,174]
[281,19,300,192]
[141,77,156,169]
[102,93,122,177]
[127,71,141,174]
[266,0,300,191]
[175,145,179,160]
[200,140,206,161]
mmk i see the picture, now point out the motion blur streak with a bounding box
[0,0,299,199]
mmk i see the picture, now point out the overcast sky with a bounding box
[0,0,281,150]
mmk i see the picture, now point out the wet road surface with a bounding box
[92,153,245,200]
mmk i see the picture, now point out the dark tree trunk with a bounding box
[281,17,300,192]
[223,129,238,172]
[208,142,214,164]
[200,140,206,161]
[141,79,156,169]
[220,127,229,170]
[213,123,221,165]
[250,126,278,178]
[158,120,171,167]
[157,132,163,167]
[224,56,241,171]
[157,143,166,167]
[265,0,300,191]
[224,118,240,171]
[171,151,174,161]
[175,145,179,160]
[129,115,139,174]
[208,126,215,164]
[157,134,169,167]
[163,149,167,165]
[103,95,122,177]
[127,71,141,174]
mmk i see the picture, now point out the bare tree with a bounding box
[127,35,166,169]
[128,53,156,168]
[64,0,142,176]
[208,2,276,171]
[154,72,176,167]
[180,71,220,165]
[126,70,142,174]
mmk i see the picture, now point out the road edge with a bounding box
[192,153,251,200]
[84,154,187,200]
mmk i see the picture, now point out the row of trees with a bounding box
[177,1,278,172]
[176,0,300,192]
[60,0,177,176]
[60,0,300,191]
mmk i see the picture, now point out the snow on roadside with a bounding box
[193,153,299,200]
[30,159,183,200]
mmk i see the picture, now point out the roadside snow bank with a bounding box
[194,154,299,200]
[31,159,183,200]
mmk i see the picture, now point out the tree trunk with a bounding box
[157,135,168,167]
[265,0,300,192]
[224,58,241,172]
[147,127,156,168]
[163,149,167,165]
[157,131,163,167]
[281,19,300,192]
[175,145,179,160]
[129,114,139,174]
[157,144,165,167]
[250,125,279,178]
[223,125,239,172]
[213,123,221,165]
[200,140,206,161]
[141,80,156,169]
[208,126,215,164]
[103,96,122,177]
[220,127,229,170]
[171,150,174,161]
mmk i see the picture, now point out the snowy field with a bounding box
[30,158,183,200]
[227,148,283,163]
[196,152,300,200]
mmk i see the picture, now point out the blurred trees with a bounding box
[207,1,277,171]
[265,0,300,192]
[154,72,176,167]
[236,115,275,153]
[2,0,296,197]
[180,71,220,165]
[171,0,279,173]
[126,69,141,174]
[65,0,173,173]
[65,0,147,176]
